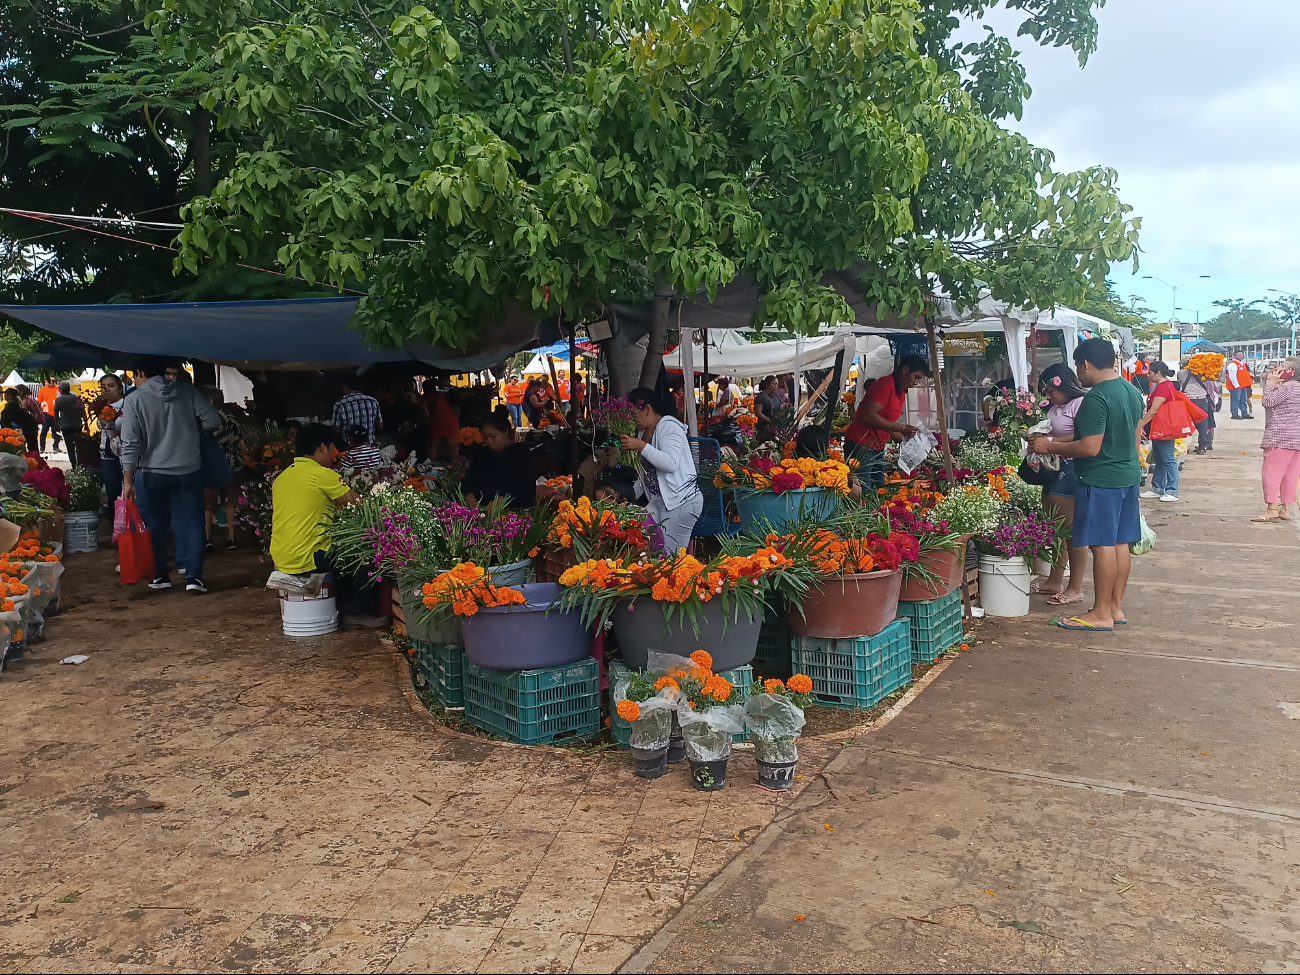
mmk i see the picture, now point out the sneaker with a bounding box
[225,540,239,551]
[148,577,172,590]
[1139,490,1160,499]
[204,539,215,553]
[1159,494,1179,503]
[186,578,208,593]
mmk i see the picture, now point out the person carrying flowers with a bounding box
[620,387,702,553]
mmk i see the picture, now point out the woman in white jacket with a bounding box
[620,387,703,553]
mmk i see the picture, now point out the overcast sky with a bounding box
[974,0,1300,324]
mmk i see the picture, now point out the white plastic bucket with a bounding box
[1033,557,1053,577]
[281,577,338,636]
[978,555,1032,617]
[64,511,99,553]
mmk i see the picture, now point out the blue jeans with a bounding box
[101,455,123,508]
[506,403,523,428]
[136,470,206,581]
[1150,438,1179,497]
[1230,387,1252,417]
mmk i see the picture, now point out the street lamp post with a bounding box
[1267,288,1299,357]
[1143,274,1211,325]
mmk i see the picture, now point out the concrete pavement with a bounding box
[629,414,1300,973]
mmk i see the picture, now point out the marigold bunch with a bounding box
[1187,352,1225,381]
[458,427,484,446]
[0,427,26,454]
[99,405,120,422]
[712,456,852,496]
[421,562,527,617]
[545,497,659,557]
[749,672,815,707]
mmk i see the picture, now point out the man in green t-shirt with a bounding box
[1028,338,1145,631]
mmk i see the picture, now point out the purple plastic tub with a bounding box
[461,583,592,670]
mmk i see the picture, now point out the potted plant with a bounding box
[673,650,745,791]
[612,670,682,779]
[975,505,1061,618]
[420,564,591,669]
[880,485,972,601]
[538,496,663,580]
[557,545,798,670]
[62,468,103,553]
[711,454,852,532]
[743,674,813,790]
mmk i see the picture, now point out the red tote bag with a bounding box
[117,501,155,585]
[1149,391,1204,440]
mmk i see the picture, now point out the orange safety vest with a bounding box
[504,382,525,405]
[1227,358,1253,390]
[1134,360,1150,376]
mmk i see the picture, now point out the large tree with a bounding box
[153,0,1134,388]
[1202,299,1291,345]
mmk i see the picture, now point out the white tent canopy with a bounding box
[2,370,25,387]
[663,327,878,378]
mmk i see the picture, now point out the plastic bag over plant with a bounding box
[743,693,805,763]
[676,702,743,762]
[627,696,675,750]
[646,649,695,677]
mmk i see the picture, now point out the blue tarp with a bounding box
[0,297,543,371]
[1182,338,1229,355]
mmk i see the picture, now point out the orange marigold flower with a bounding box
[653,676,679,692]
[616,699,641,722]
[690,649,713,670]
[764,678,786,694]
[787,673,813,694]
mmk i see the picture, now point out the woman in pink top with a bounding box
[1033,363,1089,606]
[1254,357,1300,522]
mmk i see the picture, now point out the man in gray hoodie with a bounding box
[120,358,221,593]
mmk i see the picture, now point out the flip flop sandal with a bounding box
[1031,583,1065,595]
[1047,592,1084,606]
[1114,619,1128,625]
[1052,615,1113,632]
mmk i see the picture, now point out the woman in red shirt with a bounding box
[843,354,932,488]
[1137,360,1180,502]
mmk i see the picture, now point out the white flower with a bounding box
[370,482,391,496]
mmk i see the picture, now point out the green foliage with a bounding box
[149,0,1133,351]
[0,326,43,377]
[1076,279,1153,331]
[1202,299,1292,344]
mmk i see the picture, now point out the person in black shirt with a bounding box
[1,388,38,450]
[462,409,537,508]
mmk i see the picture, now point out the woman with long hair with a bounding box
[1032,363,1090,605]
[842,354,931,489]
[1254,357,1300,522]
[621,387,701,553]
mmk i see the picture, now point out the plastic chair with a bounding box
[689,436,737,537]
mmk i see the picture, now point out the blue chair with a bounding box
[689,436,738,537]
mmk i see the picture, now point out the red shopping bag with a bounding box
[1150,390,1204,440]
[117,501,154,585]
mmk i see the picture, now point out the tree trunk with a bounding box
[193,108,212,196]
[602,304,643,397]
[638,273,673,389]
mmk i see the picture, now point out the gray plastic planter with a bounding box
[461,582,591,670]
[610,599,761,671]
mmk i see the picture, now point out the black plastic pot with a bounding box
[756,758,798,791]
[667,732,687,764]
[689,758,729,791]
[631,745,669,779]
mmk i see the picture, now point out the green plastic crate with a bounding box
[411,639,464,707]
[464,658,601,745]
[608,659,752,749]
[752,609,792,678]
[896,590,964,664]
[790,618,912,710]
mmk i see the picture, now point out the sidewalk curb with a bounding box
[619,651,961,973]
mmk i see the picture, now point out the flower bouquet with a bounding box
[543,496,664,561]
[21,467,69,508]
[1187,352,1225,381]
[591,397,640,466]
[65,468,103,514]
[0,428,27,455]
[743,675,813,789]
[558,546,795,669]
[976,505,1062,568]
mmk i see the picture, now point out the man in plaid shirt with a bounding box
[331,379,383,443]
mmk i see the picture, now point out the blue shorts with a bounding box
[1072,483,1141,548]
[1047,459,1077,498]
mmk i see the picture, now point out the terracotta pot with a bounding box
[897,536,971,602]
[788,569,902,639]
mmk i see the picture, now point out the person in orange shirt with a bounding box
[502,374,525,428]
[36,380,60,454]
[556,369,570,402]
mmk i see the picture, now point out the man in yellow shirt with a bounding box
[267,423,382,626]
